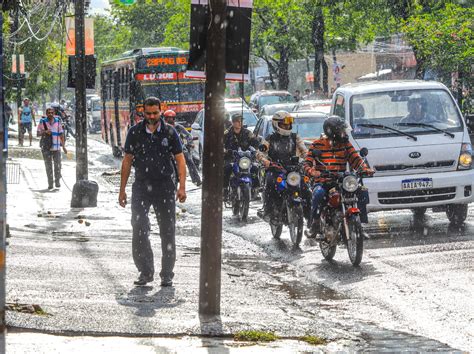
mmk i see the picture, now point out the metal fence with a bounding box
[6,161,20,184]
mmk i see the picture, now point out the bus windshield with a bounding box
[142,82,204,103]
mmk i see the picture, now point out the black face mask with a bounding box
[334,132,349,144]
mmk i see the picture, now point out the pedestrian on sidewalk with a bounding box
[37,107,67,190]
[118,97,187,287]
[18,98,36,146]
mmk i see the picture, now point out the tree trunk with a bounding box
[278,47,289,90]
[312,5,324,91]
[264,58,277,89]
[322,56,328,94]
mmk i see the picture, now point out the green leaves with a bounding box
[401,3,473,75]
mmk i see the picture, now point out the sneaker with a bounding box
[133,275,154,286]
[361,230,370,240]
[160,279,173,287]
[48,185,54,190]
[305,220,321,239]
[55,182,61,188]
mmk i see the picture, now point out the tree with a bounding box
[402,3,473,98]
[110,0,169,49]
[252,0,307,90]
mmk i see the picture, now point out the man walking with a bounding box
[19,98,36,146]
[119,97,187,287]
[37,107,67,189]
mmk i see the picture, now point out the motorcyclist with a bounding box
[257,111,307,220]
[51,102,75,138]
[223,113,260,200]
[304,116,373,240]
[163,109,202,187]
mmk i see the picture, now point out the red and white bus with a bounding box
[100,47,204,156]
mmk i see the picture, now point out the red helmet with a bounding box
[163,110,176,118]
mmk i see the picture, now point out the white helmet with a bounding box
[272,111,294,136]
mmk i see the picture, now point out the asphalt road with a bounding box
[6,134,473,352]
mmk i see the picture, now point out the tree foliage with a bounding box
[401,3,473,77]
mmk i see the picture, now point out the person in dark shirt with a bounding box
[223,113,260,200]
[119,97,186,287]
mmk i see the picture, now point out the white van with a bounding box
[332,80,473,224]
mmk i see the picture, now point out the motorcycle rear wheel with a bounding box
[346,215,363,266]
[287,203,303,246]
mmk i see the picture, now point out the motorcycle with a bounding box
[259,156,306,246]
[225,148,257,222]
[313,148,371,266]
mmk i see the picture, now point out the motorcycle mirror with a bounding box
[259,144,268,152]
[360,147,368,157]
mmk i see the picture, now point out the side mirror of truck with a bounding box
[259,144,268,152]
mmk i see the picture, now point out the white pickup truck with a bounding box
[331,80,473,225]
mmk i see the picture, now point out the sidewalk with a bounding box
[4,137,349,352]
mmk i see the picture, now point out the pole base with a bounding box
[71,180,99,208]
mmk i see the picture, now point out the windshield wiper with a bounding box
[358,123,417,141]
[395,122,455,138]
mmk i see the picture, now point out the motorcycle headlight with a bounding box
[287,172,301,187]
[239,157,251,170]
[342,175,358,192]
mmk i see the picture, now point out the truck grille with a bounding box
[374,160,455,172]
[378,187,456,205]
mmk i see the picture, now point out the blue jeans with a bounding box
[311,184,369,224]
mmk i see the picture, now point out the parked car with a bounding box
[253,111,327,144]
[293,99,332,114]
[258,103,297,119]
[191,105,258,159]
[248,90,295,113]
[332,80,473,224]
[87,96,102,133]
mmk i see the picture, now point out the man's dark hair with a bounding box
[144,96,161,109]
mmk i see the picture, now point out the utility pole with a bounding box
[74,0,87,182]
[71,0,98,208]
[13,5,21,146]
[199,0,227,317]
[0,7,7,354]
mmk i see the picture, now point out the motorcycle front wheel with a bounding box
[287,202,303,246]
[270,221,282,239]
[346,215,363,266]
[238,184,250,222]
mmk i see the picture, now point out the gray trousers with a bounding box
[131,179,176,281]
[42,150,61,187]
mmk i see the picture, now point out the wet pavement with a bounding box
[5,135,472,352]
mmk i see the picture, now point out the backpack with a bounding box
[40,120,53,152]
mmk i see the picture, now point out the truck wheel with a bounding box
[446,204,468,226]
[412,208,426,219]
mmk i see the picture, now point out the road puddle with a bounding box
[224,254,345,301]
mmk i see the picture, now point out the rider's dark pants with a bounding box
[184,148,201,185]
[262,170,280,211]
[311,183,369,224]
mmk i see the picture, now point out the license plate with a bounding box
[401,178,433,190]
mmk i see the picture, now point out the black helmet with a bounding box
[323,115,348,142]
